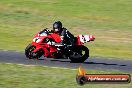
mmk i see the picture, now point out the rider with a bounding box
[51,21,75,46]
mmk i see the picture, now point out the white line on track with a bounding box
[5,63,78,71]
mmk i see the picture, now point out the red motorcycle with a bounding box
[25,29,95,63]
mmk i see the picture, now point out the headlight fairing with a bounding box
[33,37,42,43]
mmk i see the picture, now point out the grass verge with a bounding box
[0,63,131,88]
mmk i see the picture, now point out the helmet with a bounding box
[53,21,62,32]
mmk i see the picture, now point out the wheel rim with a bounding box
[70,52,82,59]
[26,45,36,58]
[69,45,89,62]
[70,49,86,59]
[32,49,44,59]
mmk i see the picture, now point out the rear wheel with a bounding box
[69,45,89,63]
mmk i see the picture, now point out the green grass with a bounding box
[0,63,131,88]
[0,1,132,88]
[0,0,132,59]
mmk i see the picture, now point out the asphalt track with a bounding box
[0,50,132,72]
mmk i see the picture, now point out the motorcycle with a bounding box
[25,29,95,63]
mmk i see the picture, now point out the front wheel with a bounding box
[25,44,35,59]
[69,45,89,63]
[25,44,44,59]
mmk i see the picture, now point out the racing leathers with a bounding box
[52,27,75,46]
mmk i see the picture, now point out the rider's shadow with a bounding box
[84,62,127,67]
[50,59,71,62]
[50,59,127,67]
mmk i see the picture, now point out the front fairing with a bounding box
[31,31,61,56]
[32,31,48,44]
[32,30,61,44]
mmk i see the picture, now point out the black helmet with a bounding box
[53,21,62,32]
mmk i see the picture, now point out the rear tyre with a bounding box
[69,45,89,63]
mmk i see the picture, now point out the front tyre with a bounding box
[32,48,44,59]
[69,45,89,63]
[25,44,35,59]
